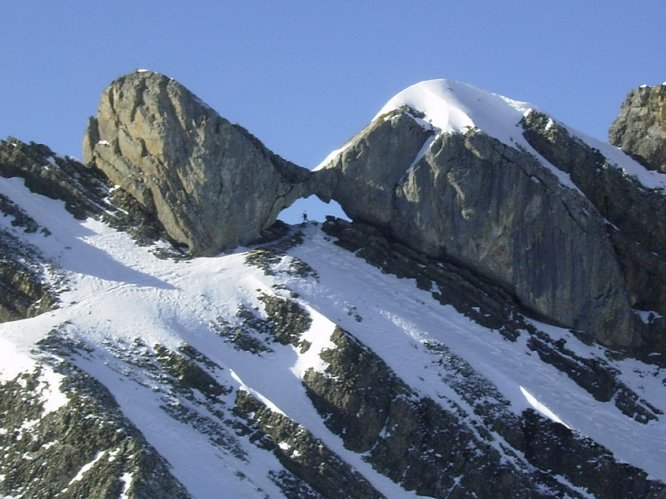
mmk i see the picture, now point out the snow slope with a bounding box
[1,172,666,497]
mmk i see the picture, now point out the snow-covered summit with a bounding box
[371,78,666,193]
[314,79,535,171]
[375,78,533,146]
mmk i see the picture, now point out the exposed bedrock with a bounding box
[83,71,312,256]
[522,111,666,322]
[314,108,641,348]
[610,83,666,173]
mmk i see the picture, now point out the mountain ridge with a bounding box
[1,72,666,497]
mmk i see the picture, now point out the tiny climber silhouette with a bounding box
[302,211,308,224]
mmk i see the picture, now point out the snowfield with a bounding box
[1,173,666,497]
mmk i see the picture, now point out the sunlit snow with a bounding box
[519,386,571,429]
[1,153,666,494]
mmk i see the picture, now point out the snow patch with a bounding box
[0,337,67,416]
[375,79,530,147]
[0,337,37,382]
[408,134,437,169]
[371,79,581,192]
[67,451,106,485]
[520,386,571,429]
[634,309,663,325]
[120,471,134,499]
[313,141,353,170]
[38,367,68,416]
[289,305,336,377]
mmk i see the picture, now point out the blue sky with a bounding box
[1,2,664,222]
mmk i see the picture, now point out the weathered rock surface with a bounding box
[315,109,433,226]
[315,108,640,348]
[301,324,664,498]
[83,71,311,256]
[234,390,380,499]
[0,225,57,323]
[0,356,188,498]
[522,111,666,351]
[610,83,666,172]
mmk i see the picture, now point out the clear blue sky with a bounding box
[1,2,664,222]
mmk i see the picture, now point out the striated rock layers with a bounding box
[83,71,311,256]
[610,83,666,172]
[315,107,640,348]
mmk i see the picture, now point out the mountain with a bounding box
[1,72,666,498]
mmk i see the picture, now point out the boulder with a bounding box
[83,71,311,256]
[609,83,666,172]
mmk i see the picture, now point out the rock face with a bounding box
[4,76,666,498]
[522,111,666,351]
[316,107,639,348]
[610,83,666,172]
[83,71,311,256]
[316,109,434,226]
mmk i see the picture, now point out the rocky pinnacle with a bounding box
[83,70,311,256]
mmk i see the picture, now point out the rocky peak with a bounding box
[313,81,655,350]
[609,83,666,172]
[83,70,312,256]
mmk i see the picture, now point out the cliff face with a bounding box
[314,102,644,349]
[78,74,666,350]
[610,83,666,172]
[522,110,666,351]
[83,71,311,256]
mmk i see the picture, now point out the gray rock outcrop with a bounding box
[609,83,666,172]
[83,71,311,256]
[1,138,109,220]
[0,355,189,498]
[315,108,640,348]
[522,112,666,328]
